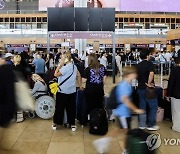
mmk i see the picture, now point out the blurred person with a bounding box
[137,50,159,131]
[165,51,172,62]
[33,50,38,59]
[106,52,112,65]
[95,51,100,59]
[85,53,89,68]
[116,52,122,76]
[159,51,166,62]
[178,49,180,58]
[13,55,28,79]
[0,54,17,150]
[99,52,107,68]
[52,52,82,132]
[79,50,86,63]
[83,53,106,114]
[167,58,180,132]
[32,54,46,79]
[92,66,144,154]
[5,53,14,65]
[72,49,82,64]
[48,53,55,80]
[149,52,155,62]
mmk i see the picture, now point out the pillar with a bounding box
[74,0,87,56]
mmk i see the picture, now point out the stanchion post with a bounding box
[160,62,163,87]
[47,32,50,54]
[112,33,116,84]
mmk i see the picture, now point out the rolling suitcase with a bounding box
[127,129,156,154]
[89,109,108,135]
[76,90,88,126]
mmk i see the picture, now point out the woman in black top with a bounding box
[167,58,180,132]
[83,53,106,114]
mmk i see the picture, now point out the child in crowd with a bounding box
[93,66,144,154]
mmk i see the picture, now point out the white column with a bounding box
[74,0,87,56]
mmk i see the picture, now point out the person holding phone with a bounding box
[52,52,82,132]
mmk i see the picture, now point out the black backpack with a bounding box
[89,109,108,135]
[107,86,120,110]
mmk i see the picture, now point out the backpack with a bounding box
[107,86,120,110]
[89,109,108,135]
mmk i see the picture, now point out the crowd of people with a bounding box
[0,48,180,154]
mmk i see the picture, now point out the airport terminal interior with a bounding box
[0,0,180,154]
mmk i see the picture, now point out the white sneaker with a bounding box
[52,124,57,130]
[92,137,112,154]
[147,126,160,131]
[139,126,146,130]
[71,126,77,132]
[122,149,128,154]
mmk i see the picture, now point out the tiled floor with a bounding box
[1,76,180,154]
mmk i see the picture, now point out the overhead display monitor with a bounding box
[40,0,180,12]
[75,8,89,31]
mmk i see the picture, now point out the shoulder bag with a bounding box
[49,64,74,95]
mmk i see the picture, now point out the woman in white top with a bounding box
[53,52,82,132]
[99,52,108,68]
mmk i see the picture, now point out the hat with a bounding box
[5,53,13,58]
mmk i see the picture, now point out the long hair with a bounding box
[32,74,45,84]
[88,53,100,71]
[13,55,21,66]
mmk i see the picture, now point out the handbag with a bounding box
[145,86,157,99]
[156,107,164,122]
[49,64,74,95]
[15,74,35,111]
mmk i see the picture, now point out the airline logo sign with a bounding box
[50,32,113,39]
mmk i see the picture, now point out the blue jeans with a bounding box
[137,89,158,127]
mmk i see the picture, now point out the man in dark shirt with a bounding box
[72,49,82,64]
[137,50,159,131]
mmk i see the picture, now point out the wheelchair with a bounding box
[28,93,56,120]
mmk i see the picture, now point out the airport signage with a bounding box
[50,32,113,39]
[5,44,29,48]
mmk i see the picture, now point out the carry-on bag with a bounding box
[76,90,88,126]
[89,109,108,135]
[127,129,156,154]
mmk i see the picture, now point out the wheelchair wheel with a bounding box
[35,95,55,119]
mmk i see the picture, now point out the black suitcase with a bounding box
[127,129,156,154]
[76,90,88,126]
[89,109,108,135]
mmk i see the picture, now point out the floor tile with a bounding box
[85,141,121,154]
[51,127,83,142]
[12,141,49,154]
[47,142,84,154]
[18,130,53,142]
